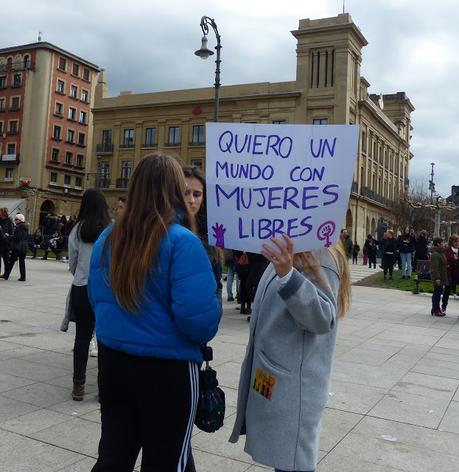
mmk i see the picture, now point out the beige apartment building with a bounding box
[91,13,414,244]
[0,42,99,228]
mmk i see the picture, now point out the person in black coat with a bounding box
[382,230,397,280]
[1,214,29,281]
[364,235,378,268]
[0,207,14,274]
[414,229,429,267]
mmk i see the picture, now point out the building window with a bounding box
[78,132,85,147]
[144,127,156,146]
[12,73,22,88]
[190,159,203,169]
[82,68,90,81]
[168,126,180,145]
[7,143,16,154]
[67,129,75,143]
[361,129,367,154]
[81,89,89,102]
[70,85,78,99]
[8,120,18,135]
[102,129,112,144]
[64,175,71,186]
[51,148,59,162]
[79,111,87,124]
[272,120,286,124]
[121,161,132,179]
[0,76,6,89]
[54,102,64,117]
[0,98,5,112]
[23,55,30,69]
[72,63,80,77]
[65,151,73,165]
[68,107,77,121]
[192,125,205,145]
[5,168,14,181]
[58,57,66,71]
[313,118,328,125]
[122,128,134,147]
[75,177,83,188]
[56,79,65,94]
[76,154,84,167]
[0,121,3,134]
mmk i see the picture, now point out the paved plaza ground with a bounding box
[0,259,459,471]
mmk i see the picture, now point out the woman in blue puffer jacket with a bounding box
[88,153,221,472]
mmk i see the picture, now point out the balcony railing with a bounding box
[360,186,393,207]
[96,143,114,154]
[95,177,111,188]
[116,178,129,189]
[120,142,134,149]
[0,153,19,164]
[351,181,359,194]
[0,61,34,73]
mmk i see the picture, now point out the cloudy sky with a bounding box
[2,0,457,196]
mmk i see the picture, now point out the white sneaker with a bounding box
[89,338,98,357]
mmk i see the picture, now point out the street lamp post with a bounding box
[194,16,221,122]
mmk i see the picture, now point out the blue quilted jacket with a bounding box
[88,223,221,363]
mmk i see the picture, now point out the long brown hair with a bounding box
[106,153,195,312]
[293,241,351,319]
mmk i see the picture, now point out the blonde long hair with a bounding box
[293,241,351,319]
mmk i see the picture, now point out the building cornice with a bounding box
[359,98,409,147]
[0,42,99,71]
[93,90,302,113]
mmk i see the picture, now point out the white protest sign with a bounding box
[206,123,359,254]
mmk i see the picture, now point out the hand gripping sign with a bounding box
[206,123,359,254]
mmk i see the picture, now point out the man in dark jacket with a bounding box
[382,230,397,280]
[364,235,378,269]
[1,214,29,281]
[340,229,353,259]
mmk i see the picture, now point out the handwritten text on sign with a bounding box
[206,123,359,254]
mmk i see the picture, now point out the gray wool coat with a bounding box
[229,249,341,471]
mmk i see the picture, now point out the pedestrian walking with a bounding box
[340,228,353,259]
[0,207,14,273]
[441,234,459,315]
[352,242,360,264]
[230,235,351,472]
[68,189,111,401]
[88,154,221,472]
[224,249,239,302]
[364,234,377,269]
[382,230,397,280]
[398,226,416,278]
[430,237,448,317]
[1,214,29,281]
[414,229,429,267]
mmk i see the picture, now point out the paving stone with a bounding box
[30,417,102,456]
[438,401,459,434]
[1,408,71,435]
[1,381,71,407]
[327,380,387,414]
[0,428,82,471]
[368,391,449,428]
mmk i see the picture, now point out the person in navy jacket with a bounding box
[88,153,221,472]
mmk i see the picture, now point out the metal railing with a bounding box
[96,143,114,154]
[116,178,129,189]
[95,177,111,188]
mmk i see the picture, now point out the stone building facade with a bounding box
[0,42,99,228]
[90,13,414,243]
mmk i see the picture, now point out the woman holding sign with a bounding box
[230,235,350,472]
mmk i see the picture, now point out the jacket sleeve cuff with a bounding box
[278,269,304,300]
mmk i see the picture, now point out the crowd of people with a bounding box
[1,153,457,471]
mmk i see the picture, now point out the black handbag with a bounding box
[194,346,225,433]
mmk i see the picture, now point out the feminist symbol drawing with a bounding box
[317,221,336,248]
[212,223,226,248]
